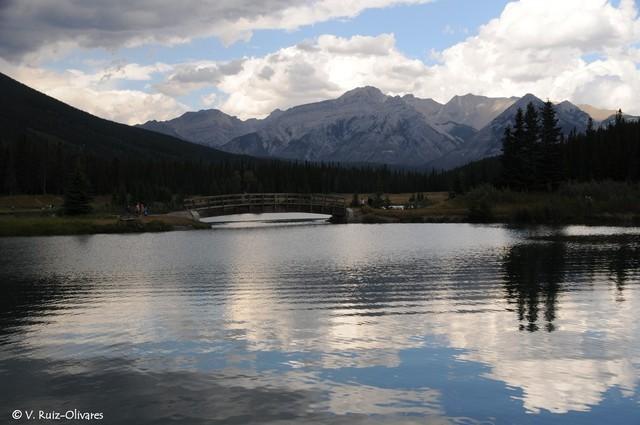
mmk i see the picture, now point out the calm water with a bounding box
[1,223,639,424]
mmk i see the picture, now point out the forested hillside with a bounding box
[0,73,441,202]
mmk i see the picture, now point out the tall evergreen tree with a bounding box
[539,101,563,191]
[615,109,624,126]
[63,162,93,215]
[511,107,527,190]
[2,147,18,195]
[586,117,594,134]
[523,102,541,189]
[501,126,517,188]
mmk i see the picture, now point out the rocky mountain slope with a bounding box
[141,109,260,148]
[432,94,591,169]
[222,87,461,166]
[431,94,518,130]
[578,104,618,121]
[139,88,601,169]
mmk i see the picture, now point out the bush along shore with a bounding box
[463,182,640,225]
[0,213,209,237]
[346,181,640,226]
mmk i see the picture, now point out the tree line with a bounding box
[501,101,565,191]
[0,132,452,208]
[2,103,638,211]
[501,102,639,191]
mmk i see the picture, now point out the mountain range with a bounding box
[139,87,615,169]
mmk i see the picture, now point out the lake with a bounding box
[1,223,639,424]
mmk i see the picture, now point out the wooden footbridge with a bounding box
[184,193,347,222]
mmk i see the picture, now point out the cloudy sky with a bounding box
[1,0,639,124]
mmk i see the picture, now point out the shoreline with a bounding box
[2,185,639,237]
[1,209,638,237]
[349,207,640,226]
[0,213,210,237]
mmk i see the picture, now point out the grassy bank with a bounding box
[2,181,638,236]
[0,213,210,237]
[347,182,640,225]
[0,194,211,237]
[463,181,640,224]
[343,192,468,223]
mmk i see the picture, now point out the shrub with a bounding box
[467,198,494,222]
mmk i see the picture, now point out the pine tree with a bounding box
[539,101,563,191]
[63,162,93,215]
[615,109,624,126]
[511,108,527,190]
[501,125,517,188]
[523,102,541,190]
[452,171,465,194]
[2,148,18,195]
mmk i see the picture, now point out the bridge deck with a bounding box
[185,193,347,221]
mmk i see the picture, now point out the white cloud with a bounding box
[442,25,467,36]
[423,0,640,111]
[95,62,173,83]
[58,88,188,126]
[201,92,218,107]
[0,60,187,125]
[210,33,431,118]
[155,60,246,97]
[0,0,431,63]
[155,0,640,119]
[5,0,640,123]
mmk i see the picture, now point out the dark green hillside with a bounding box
[0,72,238,162]
[0,73,443,202]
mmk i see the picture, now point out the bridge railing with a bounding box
[184,193,346,210]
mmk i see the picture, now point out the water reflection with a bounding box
[503,242,565,332]
[0,225,639,424]
[502,235,640,332]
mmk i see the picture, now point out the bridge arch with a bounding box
[184,193,347,222]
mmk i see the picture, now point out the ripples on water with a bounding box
[1,223,639,424]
